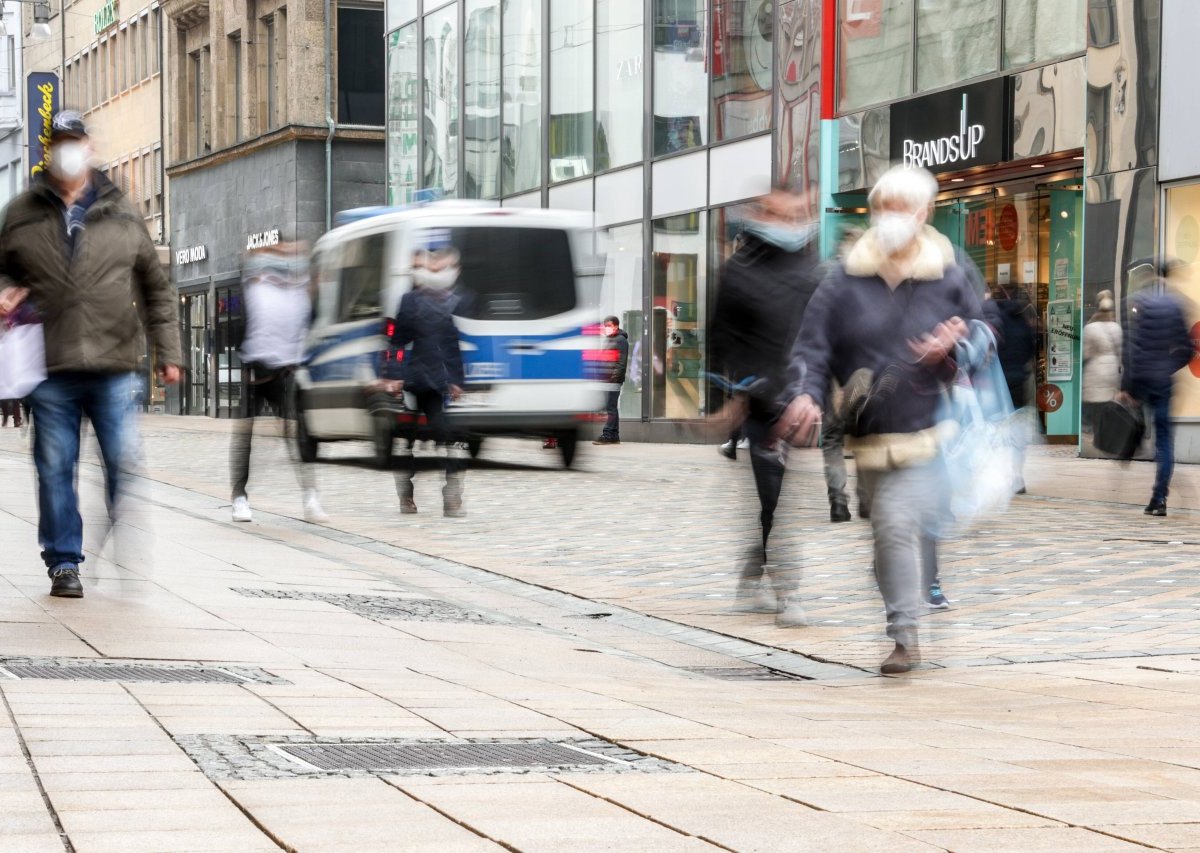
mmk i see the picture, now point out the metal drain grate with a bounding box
[686,666,808,682]
[272,741,615,773]
[0,660,276,684]
[232,588,495,624]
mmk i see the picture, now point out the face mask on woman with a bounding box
[871,211,921,256]
[413,266,459,290]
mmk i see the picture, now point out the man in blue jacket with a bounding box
[1120,265,1195,517]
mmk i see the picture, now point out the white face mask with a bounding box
[49,142,89,180]
[872,211,921,256]
[413,266,459,290]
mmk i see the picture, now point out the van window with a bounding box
[337,233,387,321]
[447,226,576,320]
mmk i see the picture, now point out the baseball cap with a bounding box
[50,110,87,141]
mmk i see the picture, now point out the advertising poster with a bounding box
[1047,300,1074,380]
[1163,184,1200,418]
[26,72,59,181]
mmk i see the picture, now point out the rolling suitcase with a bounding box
[1093,400,1145,460]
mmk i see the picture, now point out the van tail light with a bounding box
[582,349,619,362]
[581,323,603,336]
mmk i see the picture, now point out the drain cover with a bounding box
[272,741,615,773]
[233,588,494,624]
[0,659,279,684]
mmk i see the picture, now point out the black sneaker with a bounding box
[593,437,620,445]
[1145,499,1167,517]
[830,502,851,523]
[49,564,83,598]
[926,585,950,610]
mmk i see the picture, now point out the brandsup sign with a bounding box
[902,95,985,169]
[889,78,1009,175]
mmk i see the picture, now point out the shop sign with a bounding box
[94,0,119,34]
[890,78,1009,174]
[246,228,280,251]
[26,72,59,181]
[175,245,207,265]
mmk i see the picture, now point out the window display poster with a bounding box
[1047,300,1074,380]
[1164,183,1200,419]
[997,263,1010,286]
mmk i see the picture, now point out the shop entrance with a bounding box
[934,174,1084,439]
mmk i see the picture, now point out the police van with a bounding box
[293,202,610,467]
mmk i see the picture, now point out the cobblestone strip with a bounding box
[173,734,692,780]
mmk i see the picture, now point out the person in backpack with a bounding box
[709,185,824,628]
[1119,263,1195,517]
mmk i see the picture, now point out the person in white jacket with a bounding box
[1082,291,1122,432]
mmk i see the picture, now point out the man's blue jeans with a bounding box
[29,371,135,569]
[1144,388,1174,502]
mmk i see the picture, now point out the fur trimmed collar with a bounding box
[845,225,957,281]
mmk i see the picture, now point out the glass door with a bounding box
[184,293,210,415]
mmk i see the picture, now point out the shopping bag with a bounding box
[937,321,1017,528]
[1092,400,1145,459]
[0,321,46,400]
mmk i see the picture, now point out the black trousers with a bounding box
[402,389,466,480]
[230,365,312,499]
[738,402,799,594]
[601,389,621,439]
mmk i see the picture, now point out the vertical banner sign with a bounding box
[27,72,59,180]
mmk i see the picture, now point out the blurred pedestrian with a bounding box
[985,283,1036,493]
[1120,263,1194,517]
[709,185,823,628]
[779,166,981,672]
[1082,289,1122,432]
[0,110,181,598]
[389,231,467,517]
[229,236,327,524]
[1,398,21,427]
[593,315,629,446]
[719,425,749,460]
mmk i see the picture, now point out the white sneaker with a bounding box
[231,496,252,523]
[303,490,329,523]
[776,596,807,628]
[736,437,750,450]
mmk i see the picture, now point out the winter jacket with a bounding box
[786,226,981,456]
[601,329,629,385]
[709,235,822,406]
[1082,318,1122,403]
[1122,289,1193,396]
[985,296,1036,387]
[390,287,465,394]
[0,171,181,373]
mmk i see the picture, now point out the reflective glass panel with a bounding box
[652,211,706,418]
[387,0,418,29]
[653,0,708,156]
[838,0,913,112]
[465,0,501,198]
[387,23,420,204]
[605,223,645,418]
[916,0,998,92]
[503,0,543,195]
[423,4,459,195]
[549,0,594,182]
[712,0,773,141]
[596,0,644,170]
[1004,0,1085,68]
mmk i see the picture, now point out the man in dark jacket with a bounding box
[709,186,823,628]
[593,315,629,445]
[1120,270,1195,516]
[388,231,467,517]
[0,111,181,598]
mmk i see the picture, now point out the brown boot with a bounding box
[880,643,918,675]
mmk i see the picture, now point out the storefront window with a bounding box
[185,292,209,416]
[423,4,459,195]
[387,24,420,204]
[1163,184,1200,421]
[387,0,418,30]
[838,0,913,112]
[604,223,645,418]
[712,0,773,142]
[549,0,594,183]
[215,284,246,419]
[653,0,708,156]
[916,0,998,92]
[464,0,501,199]
[503,0,543,195]
[1003,0,1085,68]
[652,211,706,418]
[596,0,644,170]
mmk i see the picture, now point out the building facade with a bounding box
[385,0,1192,455]
[164,0,387,417]
[0,4,24,207]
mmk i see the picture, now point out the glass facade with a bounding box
[464,0,500,198]
[423,4,459,195]
[596,0,644,169]
[387,24,419,204]
[653,0,708,155]
[503,0,542,194]
[712,0,774,141]
[839,0,1086,111]
[549,0,594,182]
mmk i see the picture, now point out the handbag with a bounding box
[0,320,46,400]
[1093,400,1145,459]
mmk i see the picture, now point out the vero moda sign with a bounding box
[27,72,59,181]
[889,78,1009,175]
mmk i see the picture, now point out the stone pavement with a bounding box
[0,419,1199,850]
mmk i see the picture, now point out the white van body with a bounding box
[294,203,609,464]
